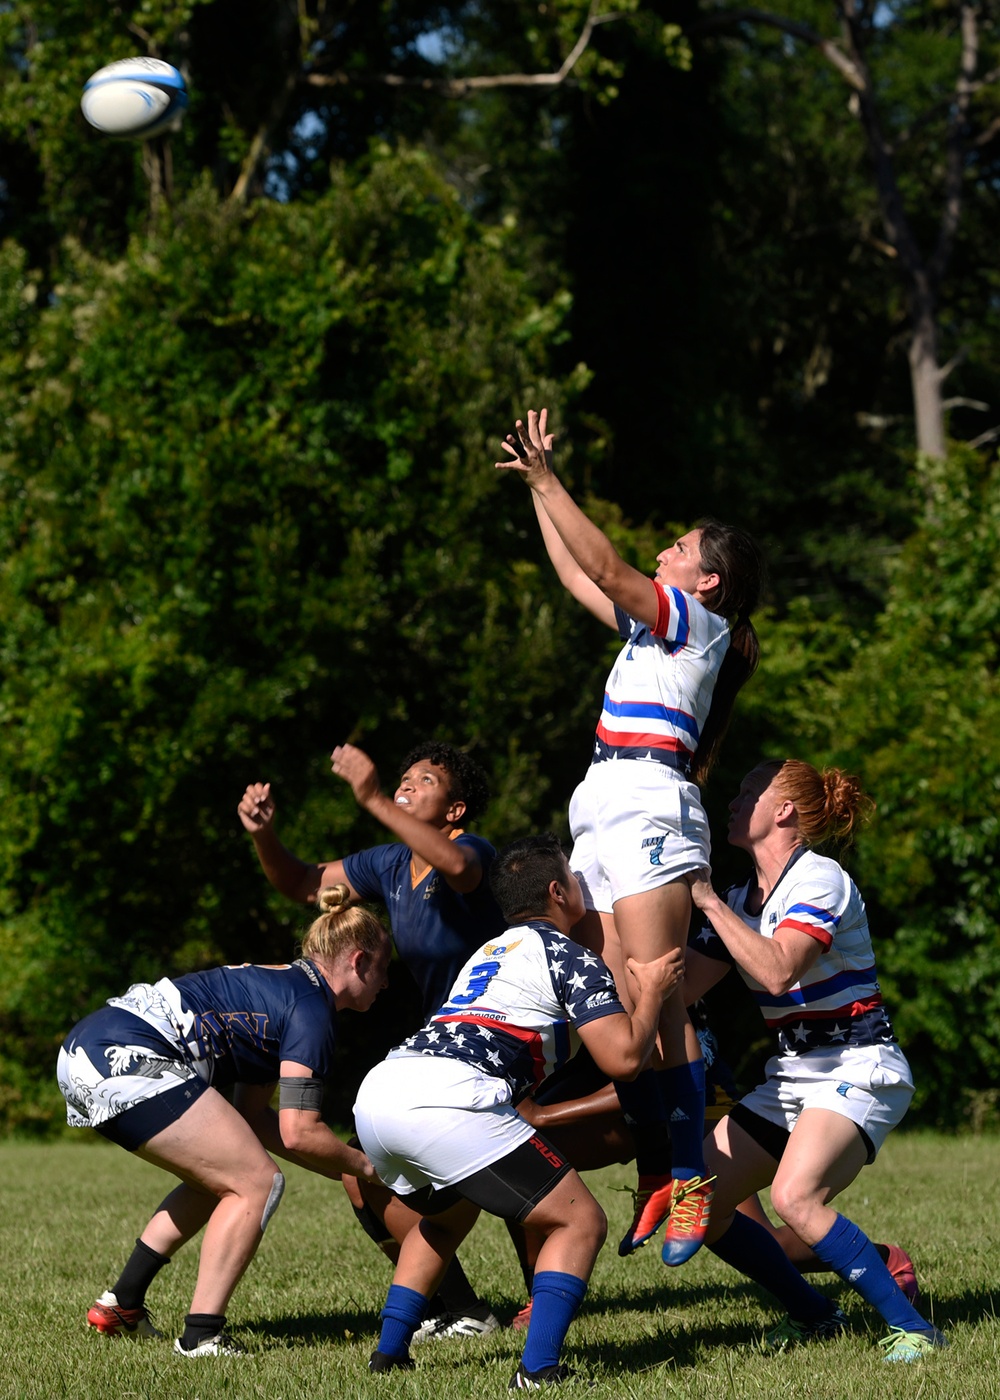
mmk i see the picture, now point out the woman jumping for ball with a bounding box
[497,408,764,1266]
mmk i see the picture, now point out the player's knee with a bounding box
[571,1191,607,1248]
[768,1176,808,1229]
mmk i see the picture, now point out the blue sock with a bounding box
[521,1270,588,1373]
[613,1069,670,1175]
[662,1061,707,1178]
[377,1284,427,1359]
[812,1214,930,1333]
[709,1214,835,1326]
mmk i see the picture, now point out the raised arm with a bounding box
[531,493,617,629]
[497,408,660,628]
[330,744,483,894]
[238,781,357,905]
[576,947,685,1080]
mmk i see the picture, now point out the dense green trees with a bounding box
[0,2,997,1129]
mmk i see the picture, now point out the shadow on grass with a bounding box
[244,1281,997,1365]
[248,1306,381,1346]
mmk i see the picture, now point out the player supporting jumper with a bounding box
[497,408,764,1265]
[353,833,684,1389]
[58,890,390,1356]
[239,739,506,1340]
[686,760,946,1363]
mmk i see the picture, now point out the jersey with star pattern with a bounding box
[389,919,624,1101]
[692,848,898,1055]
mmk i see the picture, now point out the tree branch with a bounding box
[306,9,625,95]
[690,7,865,89]
[966,422,1000,448]
[230,69,300,205]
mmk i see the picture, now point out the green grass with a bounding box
[2,1131,998,1399]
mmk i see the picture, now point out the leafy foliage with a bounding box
[0,1,998,1132]
[768,447,1000,1122]
[0,149,602,1127]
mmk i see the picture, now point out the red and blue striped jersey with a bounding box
[593,589,730,771]
[693,849,897,1054]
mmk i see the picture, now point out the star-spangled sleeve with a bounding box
[543,935,624,1027]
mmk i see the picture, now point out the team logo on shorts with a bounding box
[641,835,666,866]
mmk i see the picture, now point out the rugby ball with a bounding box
[81,58,188,139]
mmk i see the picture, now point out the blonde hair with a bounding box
[300,884,388,964]
[758,759,875,846]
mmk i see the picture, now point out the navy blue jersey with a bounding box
[342,832,505,1017]
[107,958,338,1088]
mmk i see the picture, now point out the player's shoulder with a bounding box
[489,919,565,966]
[453,830,497,859]
[652,583,729,642]
[781,849,853,904]
[344,840,409,873]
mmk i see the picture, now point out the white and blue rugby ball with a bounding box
[81,58,188,139]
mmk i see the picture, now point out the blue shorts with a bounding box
[57,1006,210,1151]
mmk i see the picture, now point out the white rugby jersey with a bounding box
[593,589,730,772]
[390,919,624,1100]
[693,847,897,1055]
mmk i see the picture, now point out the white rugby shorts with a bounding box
[569,759,711,911]
[353,1053,537,1195]
[739,1042,915,1159]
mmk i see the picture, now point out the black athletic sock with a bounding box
[180,1313,227,1349]
[434,1256,487,1317]
[614,1070,671,1175]
[112,1238,170,1309]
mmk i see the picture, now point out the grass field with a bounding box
[3,1130,998,1399]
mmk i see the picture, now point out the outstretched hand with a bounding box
[330,743,381,809]
[495,407,555,487]
[238,781,275,835]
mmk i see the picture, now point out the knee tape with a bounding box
[261,1171,285,1232]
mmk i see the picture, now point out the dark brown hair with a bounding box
[690,519,766,784]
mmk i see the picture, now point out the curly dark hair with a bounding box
[400,742,491,823]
